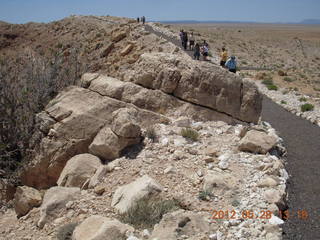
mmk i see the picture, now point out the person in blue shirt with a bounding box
[225,56,237,73]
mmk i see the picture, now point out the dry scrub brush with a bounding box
[0,47,87,183]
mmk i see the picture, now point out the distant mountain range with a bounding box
[158,19,320,25]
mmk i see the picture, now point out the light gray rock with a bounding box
[111,175,163,214]
[38,186,80,228]
[72,215,134,240]
[151,210,214,240]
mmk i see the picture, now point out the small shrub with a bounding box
[56,43,63,49]
[301,103,314,112]
[231,199,240,207]
[198,190,213,201]
[56,222,78,240]
[283,77,295,82]
[267,84,278,91]
[299,97,307,102]
[278,70,286,76]
[262,78,274,86]
[120,196,180,229]
[281,100,287,104]
[241,61,248,65]
[180,128,199,141]
[146,126,157,142]
[294,87,299,91]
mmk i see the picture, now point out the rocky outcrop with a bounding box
[13,186,42,218]
[21,86,168,189]
[124,52,262,123]
[72,215,134,240]
[88,74,240,123]
[239,129,277,154]
[111,175,163,214]
[57,154,102,188]
[38,186,80,228]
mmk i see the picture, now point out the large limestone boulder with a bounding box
[72,215,134,240]
[88,74,239,123]
[238,130,277,154]
[124,52,262,123]
[57,154,102,188]
[13,186,42,218]
[111,175,163,214]
[151,210,216,240]
[38,186,80,228]
[21,86,168,189]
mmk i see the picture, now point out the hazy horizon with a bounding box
[0,0,319,24]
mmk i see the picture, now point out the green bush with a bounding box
[262,78,274,86]
[283,77,295,82]
[301,103,314,112]
[56,222,78,240]
[180,128,199,141]
[281,100,287,104]
[198,190,213,201]
[299,97,307,102]
[267,84,278,91]
[120,196,180,229]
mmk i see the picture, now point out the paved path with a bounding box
[145,24,320,239]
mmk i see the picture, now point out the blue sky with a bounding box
[0,0,319,24]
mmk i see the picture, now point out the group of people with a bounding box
[137,16,146,24]
[179,30,237,73]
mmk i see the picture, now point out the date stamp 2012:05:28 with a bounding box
[210,209,309,220]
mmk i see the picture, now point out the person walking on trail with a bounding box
[201,44,209,61]
[189,32,195,50]
[194,43,200,60]
[225,56,237,73]
[183,31,188,50]
[179,30,184,47]
[142,16,146,24]
[203,40,209,47]
[220,47,228,67]
[137,17,140,23]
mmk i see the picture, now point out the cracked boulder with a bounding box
[57,153,102,188]
[111,175,163,214]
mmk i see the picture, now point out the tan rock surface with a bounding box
[239,129,278,154]
[57,153,102,188]
[72,215,134,240]
[13,186,42,218]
